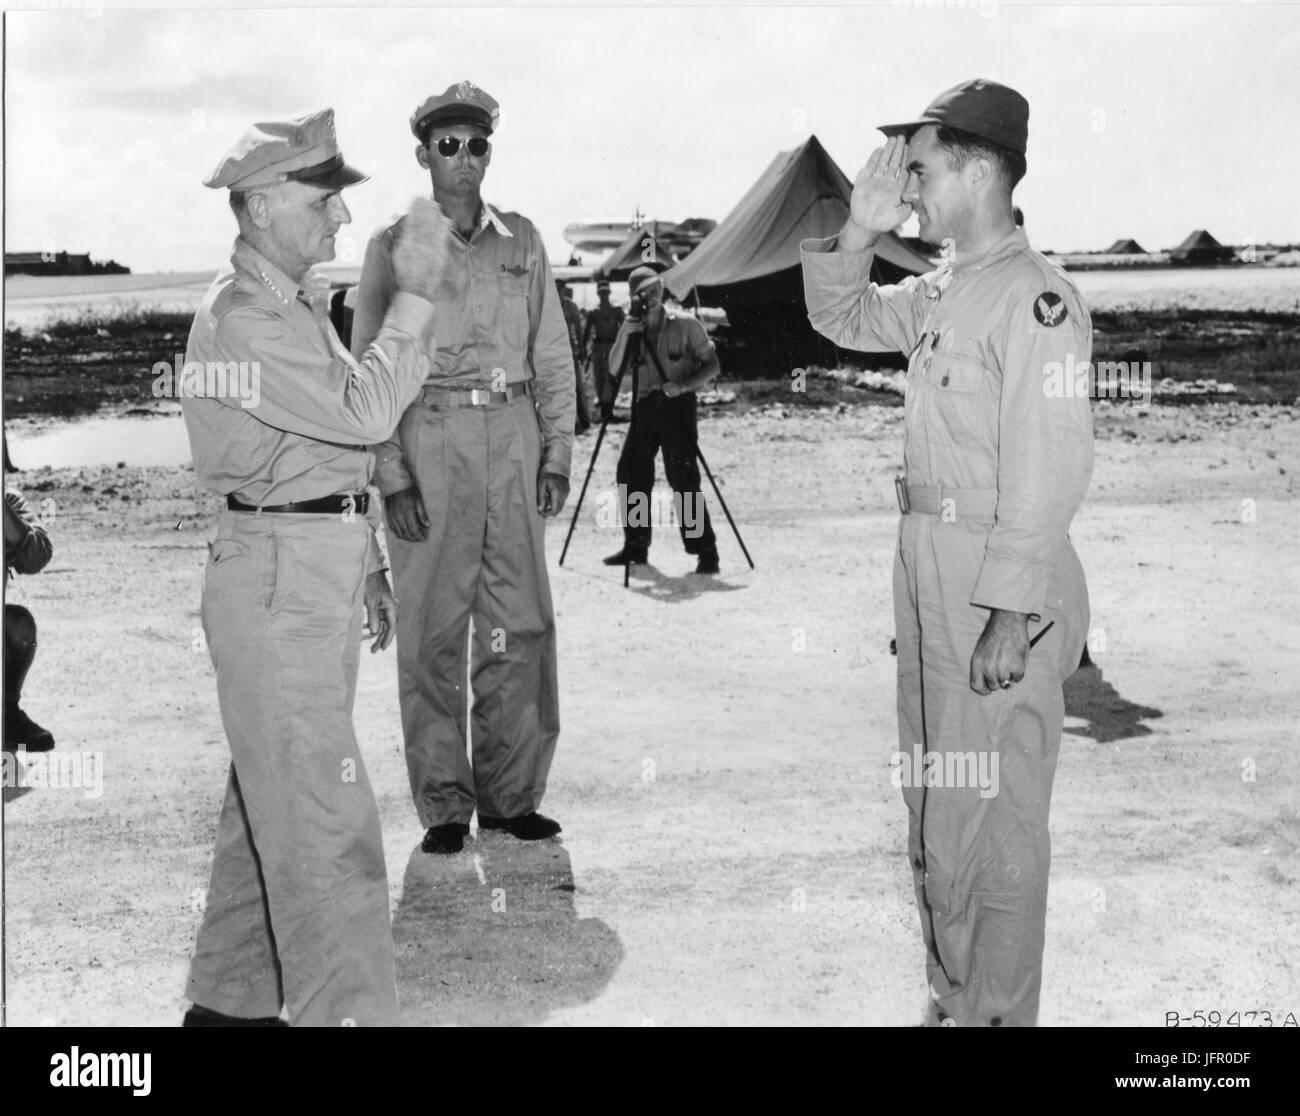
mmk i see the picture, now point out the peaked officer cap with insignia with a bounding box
[204,108,368,191]
[879,78,1029,155]
[410,80,500,140]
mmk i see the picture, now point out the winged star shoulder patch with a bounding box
[1033,291,1068,327]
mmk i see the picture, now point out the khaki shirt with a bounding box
[350,202,576,494]
[182,237,435,569]
[608,309,717,400]
[801,228,1094,617]
[584,303,624,346]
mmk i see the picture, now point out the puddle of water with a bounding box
[6,412,193,470]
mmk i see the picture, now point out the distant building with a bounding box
[1105,238,1146,254]
[4,251,130,276]
[1170,230,1234,266]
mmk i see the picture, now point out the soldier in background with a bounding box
[582,279,625,424]
[557,280,591,433]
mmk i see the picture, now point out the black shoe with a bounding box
[4,707,54,753]
[421,822,470,855]
[694,551,720,575]
[602,412,628,424]
[477,812,562,841]
[603,547,647,566]
[182,1004,287,1027]
[576,420,592,435]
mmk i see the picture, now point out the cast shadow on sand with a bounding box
[392,835,622,1026]
[1064,661,1163,743]
[625,561,748,603]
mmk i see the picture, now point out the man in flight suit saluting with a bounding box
[181,108,454,1026]
[351,82,574,856]
[801,80,1093,1026]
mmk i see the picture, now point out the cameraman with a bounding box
[603,267,721,574]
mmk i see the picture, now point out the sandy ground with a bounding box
[3,401,1298,1027]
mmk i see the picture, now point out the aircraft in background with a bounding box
[562,212,717,256]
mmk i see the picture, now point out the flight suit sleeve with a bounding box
[970,280,1095,617]
[213,292,433,447]
[350,228,420,498]
[525,226,576,478]
[4,489,53,575]
[800,235,931,355]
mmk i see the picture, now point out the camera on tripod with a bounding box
[627,291,650,320]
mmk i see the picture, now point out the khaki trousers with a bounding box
[390,391,560,828]
[186,511,399,1026]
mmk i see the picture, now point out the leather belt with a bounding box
[227,493,369,516]
[421,381,528,408]
[896,480,998,518]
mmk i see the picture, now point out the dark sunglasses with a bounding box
[434,135,490,158]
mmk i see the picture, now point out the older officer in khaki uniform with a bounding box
[350,82,574,856]
[181,109,453,1026]
[802,80,1093,1026]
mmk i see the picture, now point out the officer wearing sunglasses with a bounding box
[351,81,575,857]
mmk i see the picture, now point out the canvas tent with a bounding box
[1171,229,1234,265]
[595,220,680,280]
[1105,238,1146,254]
[662,135,933,371]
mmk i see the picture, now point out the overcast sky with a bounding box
[4,1,1297,274]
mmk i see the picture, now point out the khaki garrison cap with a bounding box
[204,108,368,191]
[879,78,1029,155]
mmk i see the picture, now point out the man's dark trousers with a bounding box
[615,391,716,555]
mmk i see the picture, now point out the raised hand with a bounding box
[848,136,913,236]
[393,196,457,301]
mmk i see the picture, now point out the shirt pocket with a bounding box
[497,269,530,351]
[921,351,994,452]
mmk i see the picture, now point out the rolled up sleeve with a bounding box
[800,235,930,355]
[526,228,576,478]
[971,284,1095,616]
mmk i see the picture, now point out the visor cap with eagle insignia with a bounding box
[411,80,500,141]
[203,108,367,191]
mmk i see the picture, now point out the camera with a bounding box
[628,292,649,320]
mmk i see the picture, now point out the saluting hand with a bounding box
[848,136,914,237]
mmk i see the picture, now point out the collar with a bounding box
[949,227,1028,275]
[480,202,513,238]
[232,236,303,307]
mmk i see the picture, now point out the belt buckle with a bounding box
[469,388,491,405]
